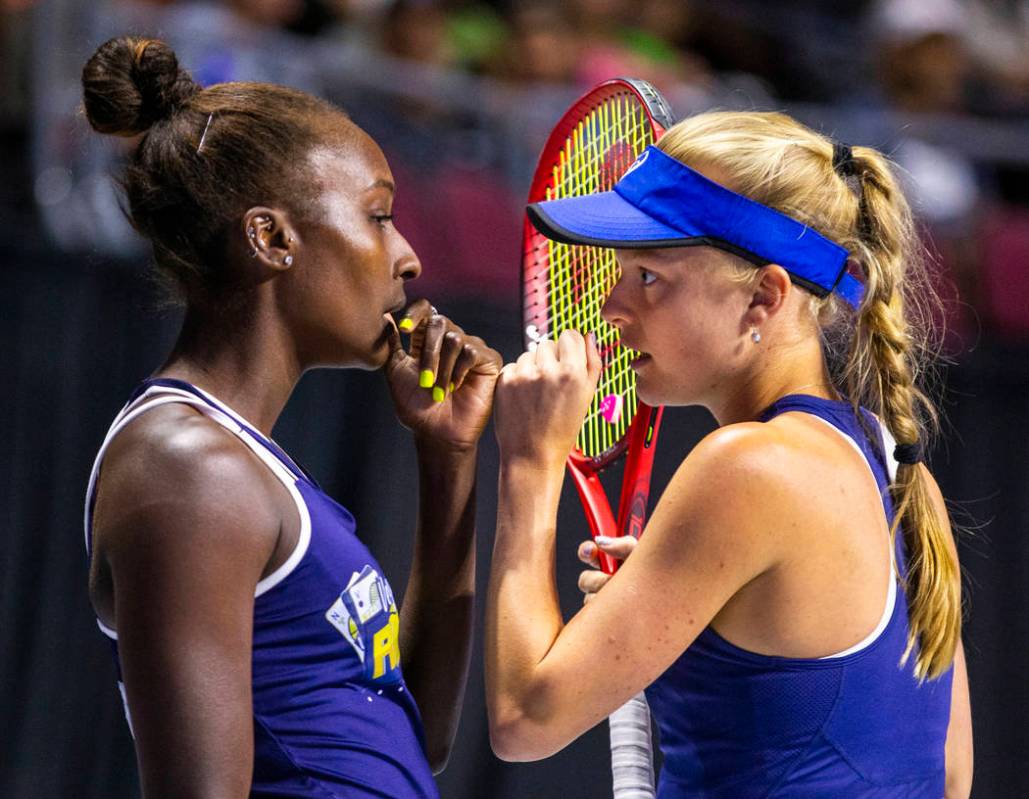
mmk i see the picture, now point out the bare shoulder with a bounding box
[93,403,283,574]
[674,420,800,501]
[646,421,798,566]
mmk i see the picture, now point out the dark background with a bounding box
[2,0,1028,796]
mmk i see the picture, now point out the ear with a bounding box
[743,264,791,329]
[242,207,299,273]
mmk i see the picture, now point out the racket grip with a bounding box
[609,692,656,798]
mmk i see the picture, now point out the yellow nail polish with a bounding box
[398,317,414,332]
[448,382,455,394]
[432,386,445,403]
[419,369,434,388]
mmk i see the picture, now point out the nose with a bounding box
[394,232,422,282]
[600,267,629,329]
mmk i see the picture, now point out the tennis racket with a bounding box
[522,78,674,799]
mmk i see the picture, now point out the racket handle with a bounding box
[609,692,656,798]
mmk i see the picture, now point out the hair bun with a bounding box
[82,37,200,136]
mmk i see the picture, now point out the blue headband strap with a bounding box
[528,145,865,309]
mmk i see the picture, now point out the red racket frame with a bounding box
[522,78,673,574]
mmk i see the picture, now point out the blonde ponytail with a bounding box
[657,112,960,679]
[845,149,960,679]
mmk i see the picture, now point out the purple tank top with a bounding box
[644,394,953,798]
[85,378,438,798]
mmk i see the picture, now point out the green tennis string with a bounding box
[542,94,654,459]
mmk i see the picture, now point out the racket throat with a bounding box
[615,405,664,540]
[566,459,620,574]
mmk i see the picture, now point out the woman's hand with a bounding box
[383,299,503,453]
[494,330,602,474]
[577,535,639,603]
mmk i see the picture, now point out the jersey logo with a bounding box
[325,565,402,683]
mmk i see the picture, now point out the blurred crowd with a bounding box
[2,0,1028,347]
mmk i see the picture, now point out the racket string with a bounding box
[535,92,652,457]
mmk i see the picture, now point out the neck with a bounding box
[708,333,836,427]
[155,298,303,435]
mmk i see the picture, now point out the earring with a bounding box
[249,249,257,259]
[284,255,294,266]
[247,227,256,239]
[751,327,761,343]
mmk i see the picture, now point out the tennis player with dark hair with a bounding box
[82,36,501,798]
[486,112,972,797]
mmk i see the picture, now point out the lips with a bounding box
[623,338,652,368]
[620,337,649,360]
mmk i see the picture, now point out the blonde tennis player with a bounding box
[486,111,972,799]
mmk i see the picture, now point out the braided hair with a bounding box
[657,111,959,680]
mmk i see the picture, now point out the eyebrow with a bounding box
[617,248,675,264]
[365,178,395,193]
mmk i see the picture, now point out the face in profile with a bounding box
[283,124,421,369]
[602,246,755,407]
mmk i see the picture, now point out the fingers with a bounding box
[451,339,499,391]
[396,299,435,358]
[514,348,538,376]
[495,327,599,467]
[534,338,558,370]
[578,569,611,595]
[585,330,602,383]
[556,330,601,395]
[577,535,638,567]
[578,535,639,603]
[434,334,502,394]
[396,300,503,400]
[383,313,402,357]
[594,534,638,561]
[433,331,462,399]
[522,330,595,376]
[381,314,410,383]
[578,539,600,569]
[557,329,586,372]
[396,299,435,331]
[576,535,639,604]
[412,313,446,399]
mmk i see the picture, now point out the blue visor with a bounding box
[527,145,864,309]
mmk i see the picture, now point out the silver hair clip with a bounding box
[197,112,215,154]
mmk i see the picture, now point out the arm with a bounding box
[95,412,282,798]
[383,303,502,772]
[485,332,781,761]
[946,641,973,799]
[398,438,477,773]
[920,466,973,797]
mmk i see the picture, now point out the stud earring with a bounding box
[284,254,294,266]
[247,227,256,238]
[751,328,761,343]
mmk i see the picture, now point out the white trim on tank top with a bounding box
[798,413,899,660]
[130,387,314,597]
[85,387,313,642]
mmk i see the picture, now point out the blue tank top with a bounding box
[644,394,953,798]
[84,378,439,798]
